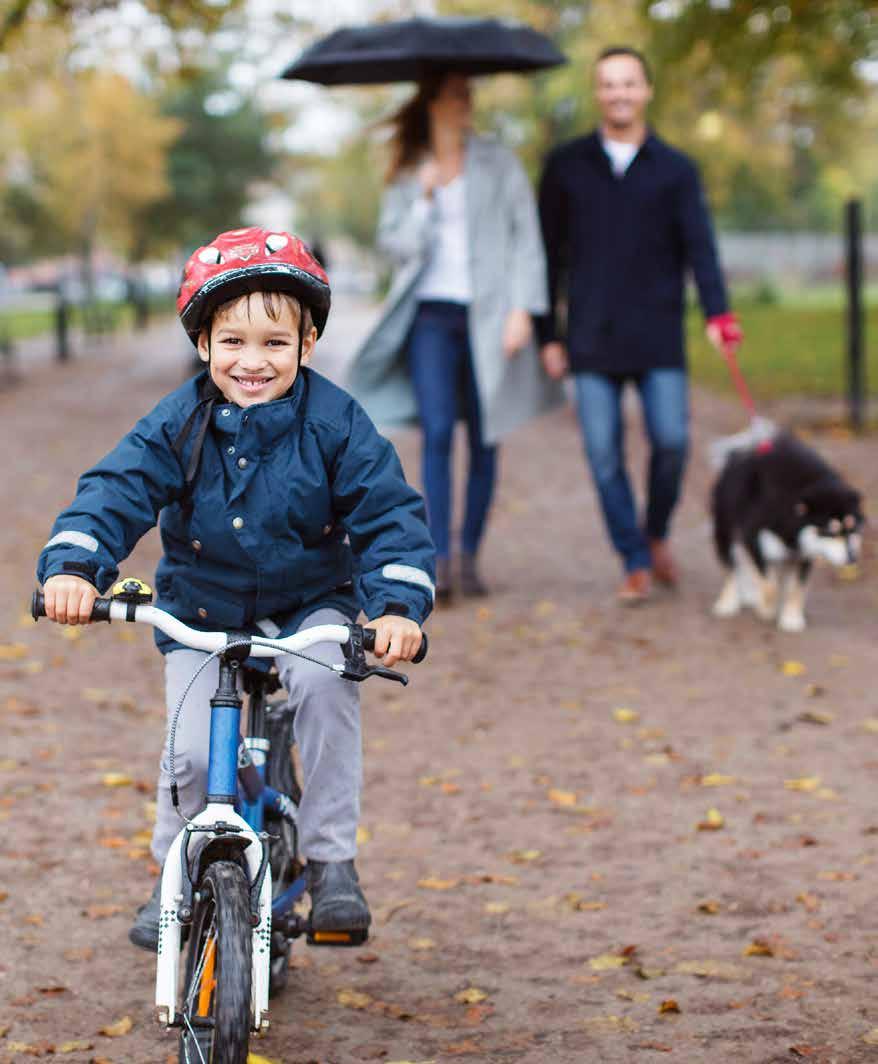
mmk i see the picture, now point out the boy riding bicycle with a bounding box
[36,227,434,951]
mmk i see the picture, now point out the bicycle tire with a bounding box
[178,860,252,1064]
[263,699,303,997]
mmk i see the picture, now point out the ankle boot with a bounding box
[436,557,452,604]
[460,553,488,597]
[307,859,371,933]
[129,872,162,952]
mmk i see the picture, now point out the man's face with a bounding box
[594,54,653,133]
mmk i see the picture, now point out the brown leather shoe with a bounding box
[617,569,651,605]
[649,539,679,587]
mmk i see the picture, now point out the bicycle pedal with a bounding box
[306,927,369,948]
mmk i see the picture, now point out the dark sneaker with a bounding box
[128,874,162,952]
[307,859,371,943]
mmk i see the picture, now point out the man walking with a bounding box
[537,46,741,603]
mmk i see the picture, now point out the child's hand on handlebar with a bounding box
[368,615,423,668]
[42,574,98,625]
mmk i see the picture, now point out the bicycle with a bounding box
[31,578,427,1064]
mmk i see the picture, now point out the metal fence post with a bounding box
[845,198,865,433]
[55,288,70,363]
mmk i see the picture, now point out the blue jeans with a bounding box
[408,301,497,559]
[574,370,689,573]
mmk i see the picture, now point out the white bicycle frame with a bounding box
[107,603,351,1034]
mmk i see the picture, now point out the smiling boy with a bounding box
[37,228,435,949]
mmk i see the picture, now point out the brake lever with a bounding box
[340,625,409,686]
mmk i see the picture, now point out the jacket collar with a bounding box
[205,369,307,448]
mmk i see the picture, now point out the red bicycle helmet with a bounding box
[177,227,331,340]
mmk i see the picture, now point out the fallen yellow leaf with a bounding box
[58,1041,94,1053]
[454,987,488,1004]
[612,707,639,724]
[659,999,681,1013]
[508,849,541,864]
[337,989,372,1009]
[781,660,806,676]
[589,953,628,971]
[743,939,774,957]
[417,877,459,891]
[101,773,134,788]
[863,719,878,733]
[784,776,821,792]
[548,788,577,807]
[700,774,736,787]
[697,808,725,831]
[248,1055,281,1064]
[0,643,28,660]
[863,1029,878,1045]
[356,825,372,844]
[99,1015,133,1037]
[408,937,436,951]
[60,626,83,641]
[484,902,510,915]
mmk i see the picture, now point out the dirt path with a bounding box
[1,305,876,1064]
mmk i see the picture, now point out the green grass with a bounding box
[687,299,877,399]
[0,296,175,343]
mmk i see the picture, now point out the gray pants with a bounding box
[150,608,361,865]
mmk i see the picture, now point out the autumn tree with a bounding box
[132,70,277,260]
[1,20,179,280]
[0,0,243,51]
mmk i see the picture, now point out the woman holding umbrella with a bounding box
[348,70,558,603]
[285,18,565,603]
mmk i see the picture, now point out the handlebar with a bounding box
[30,590,428,665]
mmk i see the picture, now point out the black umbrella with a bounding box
[281,16,566,85]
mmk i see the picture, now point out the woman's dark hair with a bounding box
[385,74,445,183]
[595,45,653,86]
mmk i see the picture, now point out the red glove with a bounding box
[707,311,743,351]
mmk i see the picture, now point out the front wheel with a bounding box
[178,860,252,1064]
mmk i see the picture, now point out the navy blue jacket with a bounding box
[537,131,728,375]
[38,369,435,650]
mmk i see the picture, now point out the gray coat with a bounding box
[346,135,563,445]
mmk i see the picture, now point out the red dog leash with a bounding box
[709,312,773,454]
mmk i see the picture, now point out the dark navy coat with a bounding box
[537,131,729,375]
[38,368,435,650]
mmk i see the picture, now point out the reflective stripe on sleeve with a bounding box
[381,563,436,601]
[254,618,281,638]
[44,530,100,553]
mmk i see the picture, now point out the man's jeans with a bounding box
[574,370,689,573]
[408,301,497,559]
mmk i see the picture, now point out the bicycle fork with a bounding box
[155,656,272,1032]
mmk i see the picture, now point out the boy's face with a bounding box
[198,293,316,408]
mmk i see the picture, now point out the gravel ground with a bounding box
[1,305,876,1064]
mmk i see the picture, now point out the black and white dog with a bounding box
[712,432,863,632]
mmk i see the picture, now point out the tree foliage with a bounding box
[0,0,242,52]
[133,71,277,259]
[435,0,877,231]
[0,21,179,265]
